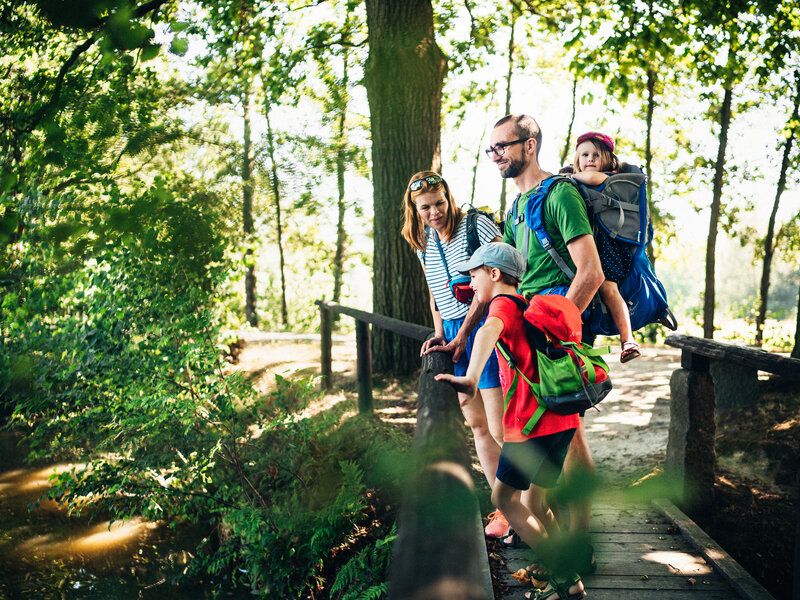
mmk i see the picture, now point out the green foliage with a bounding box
[330,523,396,600]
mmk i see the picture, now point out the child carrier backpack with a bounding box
[493,294,612,435]
[508,169,678,336]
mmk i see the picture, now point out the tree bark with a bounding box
[242,84,258,327]
[364,0,447,375]
[792,282,800,359]
[498,13,516,216]
[332,52,350,326]
[703,85,733,339]
[560,76,578,167]
[265,102,288,327]
[755,73,800,346]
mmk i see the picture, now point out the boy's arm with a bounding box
[435,316,504,404]
[572,171,608,186]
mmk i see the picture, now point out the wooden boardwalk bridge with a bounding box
[500,500,771,600]
[315,301,791,600]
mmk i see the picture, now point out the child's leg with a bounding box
[525,483,561,538]
[491,480,546,554]
[459,390,501,488]
[598,280,632,342]
[480,386,504,447]
[599,280,640,362]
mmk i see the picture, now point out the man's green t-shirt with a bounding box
[502,179,592,297]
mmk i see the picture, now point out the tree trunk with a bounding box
[645,65,656,264]
[755,73,800,346]
[332,53,350,326]
[560,76,578,167]
[364,0,447,375]
[498,13,516,216]
[242,84,258,327]
[792,282,800,359]
[703,85,733,339]
[265,102,288,327]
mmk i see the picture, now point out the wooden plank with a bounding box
[355,319,373,413]
[315,300,433,341]
[504,590,733,600]
[502,549,714,578]
[502,573,726,591]
[653,498,776,600]
[665,333,800,379]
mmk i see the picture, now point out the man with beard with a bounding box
[487,114,604,575]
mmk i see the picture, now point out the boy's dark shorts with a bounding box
[496,428,576,490]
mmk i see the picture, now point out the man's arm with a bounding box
[435,316,504,404]
[565,233,604,313]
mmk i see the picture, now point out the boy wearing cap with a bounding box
[435,242,585,600]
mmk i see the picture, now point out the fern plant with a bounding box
[330,523,397,600]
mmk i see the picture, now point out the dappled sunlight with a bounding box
[0,463,86,501]
[583,349,678,485]
[14,518,160,563]
[641,550,714,575]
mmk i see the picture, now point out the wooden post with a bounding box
[388,347,491,600]
[665,350,717,511]
[794,470,800,600]
[355,319,373,413]
[319,305,332,389]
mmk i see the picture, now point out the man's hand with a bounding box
[422,334,467,363]
[434,373,477,404]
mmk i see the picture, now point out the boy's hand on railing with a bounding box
[434,373,477,403]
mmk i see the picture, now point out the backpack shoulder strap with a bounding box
[465,209,480,256]
[525,176,578,280]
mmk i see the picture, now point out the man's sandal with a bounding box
[525,573,586,600]
[620,340,641,363]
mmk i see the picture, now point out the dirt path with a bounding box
[584,346,681,486]
[233,334,681,486]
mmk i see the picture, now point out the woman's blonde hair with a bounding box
[574,139,619,173]
[401,171,462,252]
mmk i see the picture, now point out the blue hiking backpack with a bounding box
[508,167,677,337]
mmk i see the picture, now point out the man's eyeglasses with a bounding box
[485,138,529,157]
[409,175,444,191]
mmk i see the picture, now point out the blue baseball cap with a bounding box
[455,242,525,281]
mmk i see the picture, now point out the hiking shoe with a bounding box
[485,510,510,538]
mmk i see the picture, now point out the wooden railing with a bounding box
[315,301,433,412]
[664,333,800,511]
[315,301,492,600]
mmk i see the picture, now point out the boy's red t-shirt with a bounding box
[488,294,580,442]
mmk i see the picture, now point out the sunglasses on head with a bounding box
[409,175,444,192]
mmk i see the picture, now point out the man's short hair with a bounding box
[494,114,542,158]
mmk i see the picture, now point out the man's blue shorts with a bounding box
[496,428,576,490]
[442,314,501,389]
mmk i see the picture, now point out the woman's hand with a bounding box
[420,335,447,356]
[422,334,467,363]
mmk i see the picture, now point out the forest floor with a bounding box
[234,335,798,600]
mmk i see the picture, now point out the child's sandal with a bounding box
[525,573,586,600]
[620,340,641,363]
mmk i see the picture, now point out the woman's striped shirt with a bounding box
[416,213,499,321]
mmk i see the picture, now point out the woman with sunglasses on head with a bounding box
[401,171,510,539]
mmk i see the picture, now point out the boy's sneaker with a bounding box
[484,510,509,538]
